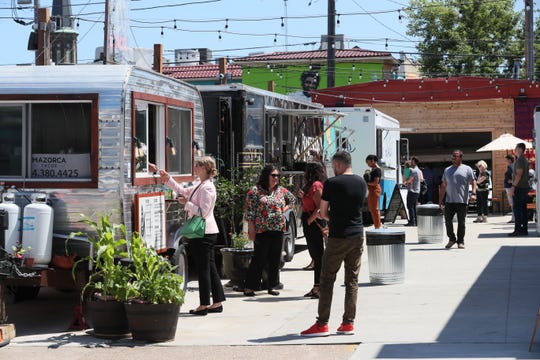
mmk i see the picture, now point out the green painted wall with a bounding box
[241,62,385,95]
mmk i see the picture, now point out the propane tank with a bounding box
[21,193,54,266]
[0,192,21,254]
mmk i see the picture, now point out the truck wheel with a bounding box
[170,244,188,293]
[282,216,296,263]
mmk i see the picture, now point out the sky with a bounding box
[0,0,417,66]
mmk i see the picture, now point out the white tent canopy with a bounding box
[476,133,532,152]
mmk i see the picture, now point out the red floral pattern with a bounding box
[245,185,296,233]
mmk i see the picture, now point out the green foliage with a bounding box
[126,232,184,305]
[71,213,131,302]
[214,165,261,234]
[231,233,251,249]
[405,0,522,77]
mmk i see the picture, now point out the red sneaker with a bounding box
[336,323,355,335]
[300,322,329,337]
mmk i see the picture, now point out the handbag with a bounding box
[420,180,428,195]
[180,183,206,239]
[180,208,206,239]
[314,219,329,238]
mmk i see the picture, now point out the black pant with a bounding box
[444,202,467,243]
[245,231,283,291]
[407,191,419,225]
[513,187,528,233]
[476,191,489,216]
[190,233,226,306]
[301,212,325,285]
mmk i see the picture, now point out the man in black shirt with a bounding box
[301,151,366,337]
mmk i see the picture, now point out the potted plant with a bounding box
[123,231,184,342]
[220,232,254,291]
[71,214,132,339]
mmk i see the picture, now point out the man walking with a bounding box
[439,150,477,249]
[508,143,529,236]
[300,151,366,337]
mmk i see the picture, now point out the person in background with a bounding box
[159,156,225,315]
[439,150,477,249]
[402,160,411,183]
[473,160,490,223]
[365,154,382,229]
[243,165,296,296]
[301,151,366,337]
[404,157,422,226]
[508,143,529,236]
[504,155,515,223]
[299,162,327,299]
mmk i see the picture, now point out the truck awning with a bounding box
[264,105,346,118]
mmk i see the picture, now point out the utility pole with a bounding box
[525,0,534,80]
[103,0,109,64]
[327,0,336,88]
[34,0,40,64]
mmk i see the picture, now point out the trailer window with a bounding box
[30,103,92,179]
[167,107,192,175]
[0,101,94,182]
[0,106,23,176]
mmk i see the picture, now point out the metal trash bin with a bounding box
[416,204,444,244]
[366,229,405,285]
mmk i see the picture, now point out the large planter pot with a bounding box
[220,248,254,289]
[124,302,180,342]
[83,299,130,339]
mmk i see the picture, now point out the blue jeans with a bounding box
[444,203,467,243]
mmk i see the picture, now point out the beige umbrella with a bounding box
[476,133,533,152]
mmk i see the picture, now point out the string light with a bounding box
[160,26,164,37]
[173,19,177,29]
[225,18,228,29]
[274,34,277,43]
[398,10,402,23]
[281,17,284,27]
[76,18,79,27]
[385,38,388,49]
[337,14,340,26]
[218,30,222,40]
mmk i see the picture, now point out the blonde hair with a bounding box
[196,156,218,178]
[476,160,488,170]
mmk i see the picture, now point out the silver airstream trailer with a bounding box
[0,65,203,290]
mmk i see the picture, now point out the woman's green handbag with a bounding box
[180,208,206,239]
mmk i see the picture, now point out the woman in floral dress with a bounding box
[243,165,296,296]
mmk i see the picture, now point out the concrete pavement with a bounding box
[2,214,540,359]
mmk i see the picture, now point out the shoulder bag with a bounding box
[180,183,206,239]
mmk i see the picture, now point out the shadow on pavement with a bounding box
[374,245,540,359]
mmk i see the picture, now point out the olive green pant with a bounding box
[317,235,364,325]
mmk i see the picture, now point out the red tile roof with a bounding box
[233,48,395,63]
[163,64,242,80]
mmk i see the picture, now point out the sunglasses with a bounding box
[270,174,280,178]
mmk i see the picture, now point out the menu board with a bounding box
[134,192,166,251]
[383,185,408,224]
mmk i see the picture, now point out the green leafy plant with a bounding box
[11,245,32,259]
[214,165,261,235]
[126,232,184,305]
[231,233,251,249]
[70,213,132,302]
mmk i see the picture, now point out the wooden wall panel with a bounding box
[362,99,515,212]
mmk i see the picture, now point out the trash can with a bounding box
[366,229,405,285]
[416,204,444,244]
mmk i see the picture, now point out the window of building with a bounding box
[132,92,194,185]
[0,96,97,187]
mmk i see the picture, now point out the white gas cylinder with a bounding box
[0,194,20,254]
[21,200,54,266]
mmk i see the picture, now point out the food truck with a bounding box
[0,64,204,295]
[197,84,343,262]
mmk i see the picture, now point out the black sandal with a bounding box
[303,285,320,298]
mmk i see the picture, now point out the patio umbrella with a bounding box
[476,133,533,152]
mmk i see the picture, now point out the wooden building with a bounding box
[315,77,540,209]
